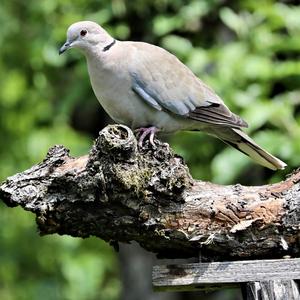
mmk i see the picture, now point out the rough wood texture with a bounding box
[152,259,300,292]
[242,280,300,300]
[0,124,300,260]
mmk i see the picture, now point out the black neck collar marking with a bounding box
[102,39,116,52]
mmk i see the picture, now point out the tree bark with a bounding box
[0,125,299,260]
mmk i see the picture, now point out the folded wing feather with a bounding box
[130,43,247,128]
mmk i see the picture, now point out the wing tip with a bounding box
[225,128,287,171]
[275,160,287,170]
[238,141,287,171]
[239,118,248,128]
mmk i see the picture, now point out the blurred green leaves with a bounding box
[0,206,119,300]
[1,71,27,107]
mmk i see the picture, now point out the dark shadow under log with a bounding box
[0,124,299,260]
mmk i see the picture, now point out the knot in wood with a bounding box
[95,124,137,161]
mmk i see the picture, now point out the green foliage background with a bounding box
[0,0,299,299]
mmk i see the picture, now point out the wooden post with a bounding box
[241,280,300,300]
[152,258,300,299]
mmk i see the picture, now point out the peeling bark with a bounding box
[0,124,299,260]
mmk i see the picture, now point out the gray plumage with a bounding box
[59,21,287,170]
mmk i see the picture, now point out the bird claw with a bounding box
[135,126,159,148]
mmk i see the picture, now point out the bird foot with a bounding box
[135,126,159,148]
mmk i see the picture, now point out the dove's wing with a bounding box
[129,42,247,128]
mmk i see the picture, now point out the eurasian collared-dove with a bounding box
[59,21,286,170]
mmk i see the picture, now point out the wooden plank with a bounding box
[152,258,300,292]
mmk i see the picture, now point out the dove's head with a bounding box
[59,21,114,55]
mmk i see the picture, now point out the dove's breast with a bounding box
[87,59,150,125]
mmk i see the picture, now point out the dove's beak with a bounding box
[59,41,71,55]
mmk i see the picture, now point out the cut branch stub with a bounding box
[0,124,299,260]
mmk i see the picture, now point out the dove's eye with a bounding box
[80,30,87,37]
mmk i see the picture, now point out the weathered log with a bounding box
[0,124,299,260]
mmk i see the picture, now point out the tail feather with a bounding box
[213,127,287,170]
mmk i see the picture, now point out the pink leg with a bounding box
[135,126,159,147]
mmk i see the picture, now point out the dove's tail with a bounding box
[210,127,287,170]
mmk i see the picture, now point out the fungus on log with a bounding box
[0,125,299,260]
